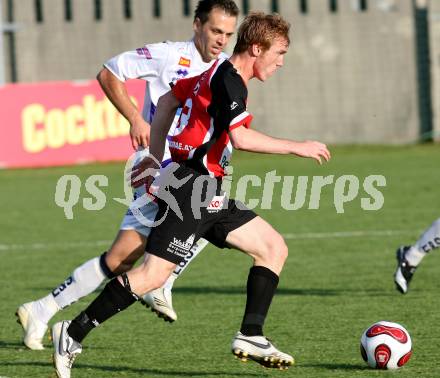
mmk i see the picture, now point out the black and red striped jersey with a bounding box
[169,58,253,177]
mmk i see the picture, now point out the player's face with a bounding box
[253,38,289,82]
[194,8,237,62]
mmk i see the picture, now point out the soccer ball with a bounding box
[360,321,412,369]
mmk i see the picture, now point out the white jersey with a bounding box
[108,40,228,237]
[105,39,228,164]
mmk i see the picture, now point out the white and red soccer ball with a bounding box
[360,321,412,369]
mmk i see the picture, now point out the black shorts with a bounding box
[146,163,257,264]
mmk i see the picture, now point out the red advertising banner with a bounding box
[0,80,145,168]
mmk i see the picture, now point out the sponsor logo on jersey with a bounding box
[136,47,152,59]
[168,140,193,151]
[219,142,232,170]
[176,69,189,77]
[230,101,238,110]
[171,69,189,84]
[178,57,191,67]
[207,195,226,213]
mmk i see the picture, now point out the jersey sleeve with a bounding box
[208,65,253,132]
[103,42,170,82]
[171,75,201,104]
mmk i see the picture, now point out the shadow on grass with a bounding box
[300,362,369,371]
[33,286,395,298]
[174,286,336,296]
[173,286,394,297]
[0,339,114,351]
[0,361,262,377]
[0,361,52,368]
[0,340,27,349]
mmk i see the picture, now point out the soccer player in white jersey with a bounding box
[16,0,238,351]
[394,217,440,293]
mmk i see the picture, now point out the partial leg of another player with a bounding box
[52,254,176,377]
[394,218,440,293]
[17,224,208,349]
[140,238,208,321]
[16,229,145,350]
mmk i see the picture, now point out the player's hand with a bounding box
[131,156,159,189]
[130,115,151,150]
[293,141,331,165]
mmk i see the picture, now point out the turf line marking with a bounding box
[0,240,111,251]
[282,229,409,239]
[0,230,410,252]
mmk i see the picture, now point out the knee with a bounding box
[264,234,288,263]
[276,236,289,262]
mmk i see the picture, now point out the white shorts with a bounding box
[119,195,159,237]
[119,147,160,237]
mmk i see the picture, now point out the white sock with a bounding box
[168,238,209,288]
[406,218,440,266]
[163,273,177,292]
[404,246,426,267]
[31,294,61,325]
[52,256,107,309]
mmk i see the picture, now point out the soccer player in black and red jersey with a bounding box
[51,12,331,376]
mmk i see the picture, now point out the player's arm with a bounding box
[149,91,181,164]
[229,126,331,164]
[212,68,331,165]
[99,43,170,149]
[97,67,150,149]
[132,74,196,188]
[131,91,179,188]
[148,75,199,163]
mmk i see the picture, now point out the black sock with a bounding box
[67,275,137,343]
[240,266,279,337]
[99,252,115,279]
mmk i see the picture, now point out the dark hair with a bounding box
[194,0,239,24]
[233,12,290,54]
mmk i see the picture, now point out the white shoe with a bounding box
[141,288,177,322]
[16,302,48,350]
[231,331,294,369]
[52,321,82,378]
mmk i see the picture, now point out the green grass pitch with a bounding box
[0,145,439,377]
